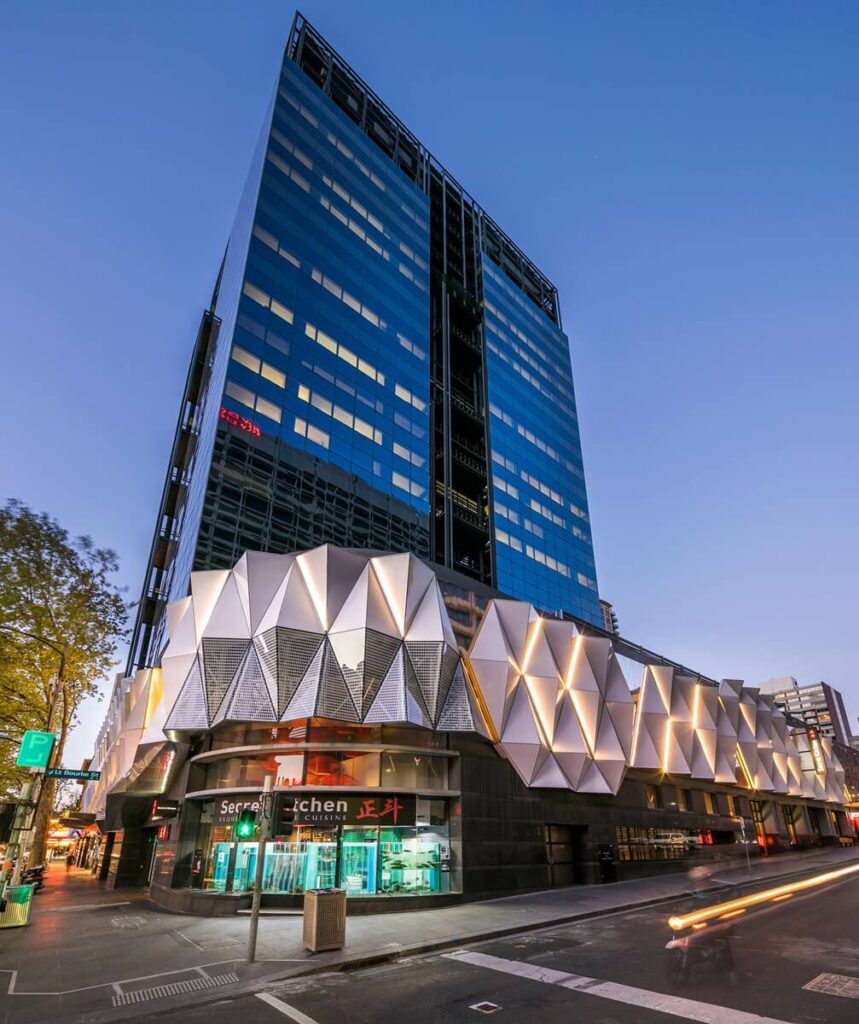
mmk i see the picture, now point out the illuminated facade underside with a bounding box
[154,546,846,806]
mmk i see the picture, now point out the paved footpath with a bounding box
[1,846,857,1023]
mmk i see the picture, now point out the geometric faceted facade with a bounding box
[467,601,634,795]
[160,546,485,738]
[468,599,847,805]
[156,546,846,806]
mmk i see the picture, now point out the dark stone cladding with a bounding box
[193,424,431,572]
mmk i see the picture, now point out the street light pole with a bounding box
[247,775,273,963]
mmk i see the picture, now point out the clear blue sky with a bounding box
[2,1,858,764]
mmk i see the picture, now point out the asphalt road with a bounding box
[132,871,859,1024]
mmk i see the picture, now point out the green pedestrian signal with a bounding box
[16,731,56,769]
[235,807,257,839]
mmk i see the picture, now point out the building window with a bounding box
[726,795,737,817]
[703,792,716,815]
[677,788,691,812]
[645,785,660,810]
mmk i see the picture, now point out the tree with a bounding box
[0,499,128,862]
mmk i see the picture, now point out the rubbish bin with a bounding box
[303,888,346,952]
[0,885,35,928]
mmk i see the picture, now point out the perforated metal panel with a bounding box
[222,646,276,721]
[164,657,209,732]
[403,652,431,727]
[315,641,358,720]
[201,638,249,721]
[437,664,477,731]
[275,627,325,716]
[365,647,406,722]
[404,641,444,722]
[282,642,324,721]
[361,630,401,715]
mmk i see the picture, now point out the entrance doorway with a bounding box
[545,824,586,885]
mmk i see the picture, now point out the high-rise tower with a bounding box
[128,14,600,671]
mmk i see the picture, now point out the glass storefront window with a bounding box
[309,720,383,744]
[209,723,309,749]
[189,798,452,897]
[306,750,380,787]
[200,752,305,791]
[379,826,444,896]
[381,752,447,790]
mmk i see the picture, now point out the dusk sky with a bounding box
[2,1,858,765]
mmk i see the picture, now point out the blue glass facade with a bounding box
[128,16,603,671]
[483,262,600,622]
[219,62,431,516]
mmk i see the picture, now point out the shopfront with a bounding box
[189,791,452,897]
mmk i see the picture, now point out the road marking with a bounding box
[804,972,859,999]
[0,959,240,996]
[257,991,320,1023]
[112,972,238,1006]
[445,950,794,1024]
[38,900,135,912]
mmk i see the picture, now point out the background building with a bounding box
[759,677,853,747]
[127,13,601,674]
[599,599,619,635]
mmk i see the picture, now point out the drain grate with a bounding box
[112,972,238,1006]
[469,1002,502,1015]
[804,973,859,1000]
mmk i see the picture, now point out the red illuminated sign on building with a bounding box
[220,407,261,436]
[355,796,405,825]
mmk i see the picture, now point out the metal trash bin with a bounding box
[303,888,346,952]
[0,885,35,929]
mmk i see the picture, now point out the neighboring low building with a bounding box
[82,545,853,908]
[758,677,853,746]
[599,599,619,636]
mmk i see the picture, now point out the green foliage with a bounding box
[0,499,128,849]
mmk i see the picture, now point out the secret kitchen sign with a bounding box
[276,793,416,828]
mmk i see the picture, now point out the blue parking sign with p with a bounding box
[16,731,56,768]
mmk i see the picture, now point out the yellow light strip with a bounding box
[691,683,701,731]
[461,657,500,743]
[520,616,543,674]
[564,634,584,691]
[667,861,859,931]
[735,743,754,790]
[661,719,672,774]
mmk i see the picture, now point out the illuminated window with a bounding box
[726,795,737,817]
[252,224,301,268]
[394,383,427,413]
[703,792,716,815]
[241,281,294,325]
[397,332,426,361]
[321,174,383,231]
[297,384,383,446]
[260,362,286,389]
[393,442,425,468]
[225,380,255,410]
[309,268,386,329]
[495,529,522,553]
[304,323,385,385]
[270,128,313,170]
[255,397,281,424]
[231,345,261,375]
[391,471,426,498]
[265,149,310,192]
[645,785,659,810]
[276,87,318,127]
[324,129,387,193]
[294,417,329,449]
[398,240,428,271]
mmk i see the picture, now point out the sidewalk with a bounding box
[27,864,147,913]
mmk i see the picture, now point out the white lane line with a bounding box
[444,950,793,1024]
[256,991,321,1023]
[39,900,135,912]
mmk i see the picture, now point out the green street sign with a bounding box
[16,730,56,769]
[46,768,101,781]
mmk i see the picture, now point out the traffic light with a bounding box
[235,807,257,839]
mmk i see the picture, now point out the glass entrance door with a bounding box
[340,827,378,895]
